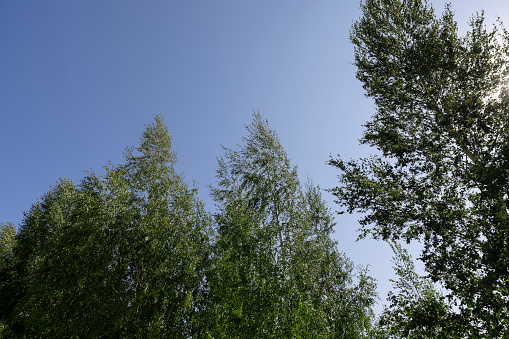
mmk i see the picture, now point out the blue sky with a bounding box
[1,0,508,315]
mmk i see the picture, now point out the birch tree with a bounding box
[330,0,509,336]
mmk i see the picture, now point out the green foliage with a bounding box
[208,113,378,338]
[330,0,509,336]
[6,116,212,338]
[379,243,460,338]
[0,222,17,336]
[1,114,384,337]
[0,222,16,257]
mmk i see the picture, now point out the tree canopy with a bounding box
[207,113,378,338]
[1,114,378,338]
[1,116,212,338]
[330,0,509,336]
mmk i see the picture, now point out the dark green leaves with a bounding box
[333,0,509,336]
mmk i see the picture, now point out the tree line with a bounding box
[0,114,378,338]
[3,0,509,337]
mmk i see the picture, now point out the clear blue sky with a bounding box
[1,0,507,316]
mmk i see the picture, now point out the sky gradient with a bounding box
[2,0,508,315]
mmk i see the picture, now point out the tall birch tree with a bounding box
[209,113,377,338]
[330,0,509,336]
